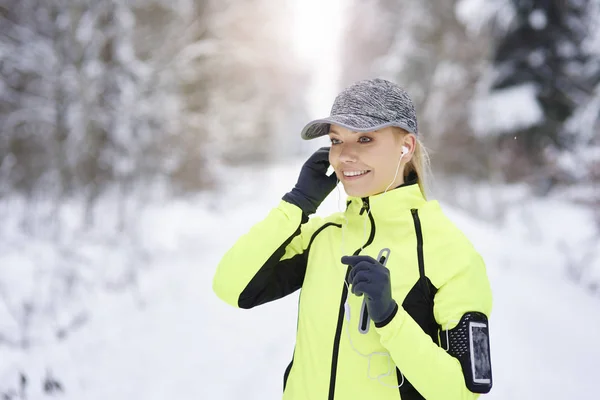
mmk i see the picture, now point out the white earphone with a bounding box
[382,145,409,194]
[342,248,405,388]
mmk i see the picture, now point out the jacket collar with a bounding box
[345,176,426,219]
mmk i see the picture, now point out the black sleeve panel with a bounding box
[238,224,306,309]
[237,221,342,309]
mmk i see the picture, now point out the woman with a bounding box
[212,78,494,399]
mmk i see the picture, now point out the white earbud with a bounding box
[383,145,410,194]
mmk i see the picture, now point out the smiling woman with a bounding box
[213,78,494,400]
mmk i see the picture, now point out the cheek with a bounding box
[368,145,393,167]
[329,148,340,167]
[373,148,399,174]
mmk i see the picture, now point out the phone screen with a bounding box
[469,322,491,384]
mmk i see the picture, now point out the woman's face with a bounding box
[328,125,413,197]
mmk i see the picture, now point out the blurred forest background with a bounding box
[0,0,310,351]
[0,0,599,394]
[2,0,598,211]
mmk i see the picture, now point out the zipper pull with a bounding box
[360,198,369,215]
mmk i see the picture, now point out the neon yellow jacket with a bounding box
[213,182,493,400]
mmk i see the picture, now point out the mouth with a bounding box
[341,170,371,181]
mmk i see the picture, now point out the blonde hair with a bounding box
[394,128,431,198]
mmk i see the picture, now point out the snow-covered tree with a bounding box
[1,0,306,198]
[193,0,309,167]
[485,0,599,184]
[0,0,308,351]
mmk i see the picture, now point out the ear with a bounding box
[401,134,417,158]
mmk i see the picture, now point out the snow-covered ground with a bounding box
[1,160,599,399]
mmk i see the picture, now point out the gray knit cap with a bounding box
[301,78,418,140]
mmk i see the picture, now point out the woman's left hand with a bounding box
[341,255,398,325]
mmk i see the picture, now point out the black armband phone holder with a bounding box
[440,311,493,394]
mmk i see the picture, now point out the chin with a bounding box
[343,184,372,198]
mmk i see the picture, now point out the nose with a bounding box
[338,144,358,163]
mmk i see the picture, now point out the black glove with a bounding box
[342,255,398,325]
[282,147,338,216]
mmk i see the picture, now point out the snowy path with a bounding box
[3,163,599,399]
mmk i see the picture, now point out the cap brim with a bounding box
[300,114,416,140]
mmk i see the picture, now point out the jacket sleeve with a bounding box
[212,200,324,309]
[375,250,493,400]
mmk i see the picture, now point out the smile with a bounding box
[342,170,371,180]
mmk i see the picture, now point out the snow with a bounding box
[529,10,548,30]
[472,83,545,136]
[1,159,599,399]
[527,49,546,68]
[455,0,516,36]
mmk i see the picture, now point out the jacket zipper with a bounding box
[328,197,375,400]
[410,208,432,305]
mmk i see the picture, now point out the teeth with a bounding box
[343,170,369,177]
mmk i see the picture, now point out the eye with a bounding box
[330,138,342,145]
[358,136,372,143]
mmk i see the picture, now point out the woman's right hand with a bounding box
[282,147,338,216]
